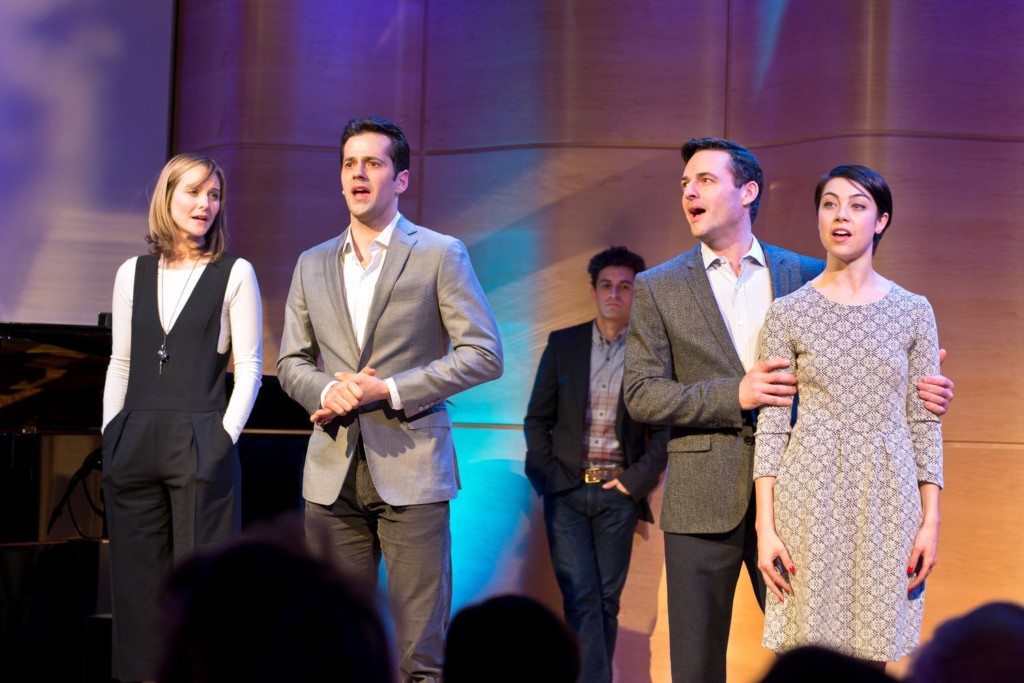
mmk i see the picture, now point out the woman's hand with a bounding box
[908,483,941,594]
[907,519,939,594]
[757,529,796,602]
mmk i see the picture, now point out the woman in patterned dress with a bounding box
[752,165,943,667]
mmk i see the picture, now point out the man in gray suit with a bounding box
[278,116,503,683]
[623,137,953,683]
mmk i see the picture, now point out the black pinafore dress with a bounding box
[100,253,239,682]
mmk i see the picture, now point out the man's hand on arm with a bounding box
[917,348,953,417]
[738,358,797,411]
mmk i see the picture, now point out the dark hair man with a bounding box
[278,116,503,683]
[525,246,669,683]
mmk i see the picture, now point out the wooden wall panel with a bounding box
[207,146,347,367]
[727,2,1024,142]
[175,0,429,371]
[421,147,695,425]
[169,2,1024,682]
[175,0,425,151]
[423,0,727,149]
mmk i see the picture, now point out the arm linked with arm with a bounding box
[906,299,943,488]
[752,302,797,599]
[905,297,943,591]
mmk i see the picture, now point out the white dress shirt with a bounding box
[701,236,773,371]
[320,212,403,409]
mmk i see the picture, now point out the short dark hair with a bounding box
[340,115,411,176]
[587,246,646,288]
[680,137,764,222]
[814,164,893,254]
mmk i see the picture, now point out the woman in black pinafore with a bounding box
[101,153,262,682]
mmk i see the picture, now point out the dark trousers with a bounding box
[543,482,639,683]
[305,447,451,683]
[664,496,765,683]
[102,409,239,682]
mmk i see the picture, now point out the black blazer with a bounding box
[524,321,669,522]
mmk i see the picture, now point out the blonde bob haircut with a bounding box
[147,153,228,262]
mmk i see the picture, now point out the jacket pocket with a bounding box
[408,406,451,431]
[668,433,711,453]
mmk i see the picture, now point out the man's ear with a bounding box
[741,180,759,209]
[395,169,410,195]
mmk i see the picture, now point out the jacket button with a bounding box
[744,436,755,445]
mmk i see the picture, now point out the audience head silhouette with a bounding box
[443,594,580,683]
[908,601,1024,683]
[156,531,394,683]
[759,645,897,682]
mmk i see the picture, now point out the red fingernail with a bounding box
[907,566,914,575]
[789,566,796,574]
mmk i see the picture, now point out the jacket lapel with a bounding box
[324,233,361,362]
[682,246,746,376]
[358,218,415,368]
[762,244,798,300]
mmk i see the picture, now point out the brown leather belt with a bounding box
[582,466,624,484]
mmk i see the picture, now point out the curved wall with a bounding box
[175,2,1024,680]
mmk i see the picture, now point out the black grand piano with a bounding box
[0,320,312,544]
[0,320,313,681]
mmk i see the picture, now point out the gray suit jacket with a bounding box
[277,217,503,507]
[624,242,822,534]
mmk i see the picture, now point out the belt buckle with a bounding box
[583,467,602,484]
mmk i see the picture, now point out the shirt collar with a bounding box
[592,320,628,350]
[342,212,402,255]
[700,235,767,269]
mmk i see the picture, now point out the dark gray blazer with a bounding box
[524,321,669,523]
[624,242,823,534]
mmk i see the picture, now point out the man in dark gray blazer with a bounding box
[623,138,953,683]
[278,116,503,683]
[524,246,668,683]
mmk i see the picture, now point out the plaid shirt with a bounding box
[582,322,626,468]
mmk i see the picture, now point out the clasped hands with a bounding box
[310,367,390,426]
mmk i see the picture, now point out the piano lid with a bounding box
[0,322,311,435]
[0,322,111,434]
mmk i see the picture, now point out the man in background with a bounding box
[525,246,669,683]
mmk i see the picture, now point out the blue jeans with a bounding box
[543,482,639,683]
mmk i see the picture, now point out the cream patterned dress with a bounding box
[754,282,943,661]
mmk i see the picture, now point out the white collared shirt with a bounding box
[342,214,399,349]
[320,212,403,410]
[701,236,773,371]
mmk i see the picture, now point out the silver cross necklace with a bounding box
[158,255,201,374]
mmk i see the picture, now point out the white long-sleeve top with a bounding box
[101,256,263,443]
